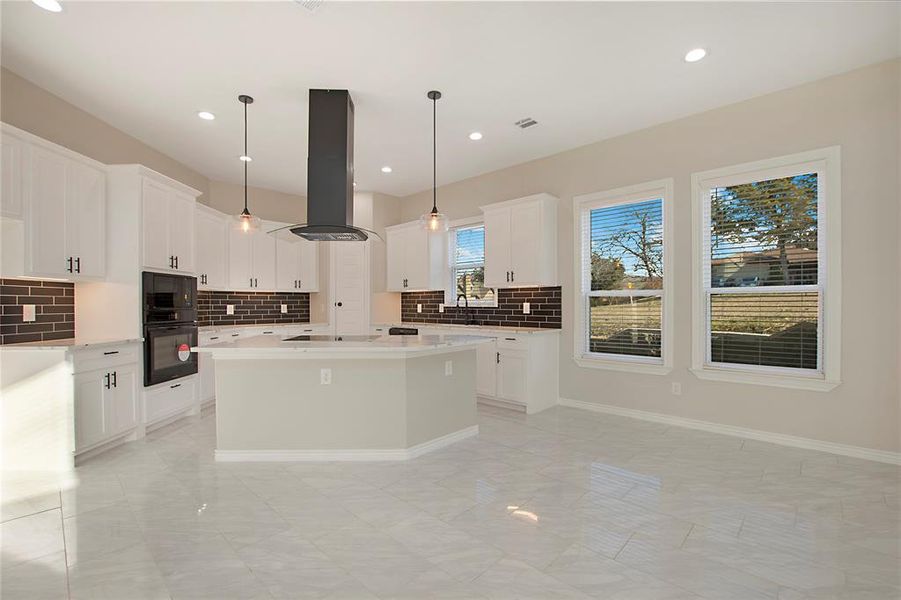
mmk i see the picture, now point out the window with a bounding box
[449,223,496,306]
[573,179,673,374]
[692,147,841,390]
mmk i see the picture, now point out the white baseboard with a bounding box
[558,397,901,465]
[214,425,479,463]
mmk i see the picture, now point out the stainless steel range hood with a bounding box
[291,89,369,241]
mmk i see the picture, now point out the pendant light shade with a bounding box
[420,90,448,232]
[234,94,261,233]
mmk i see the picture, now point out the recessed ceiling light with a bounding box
[684,48,707,63]
[239,155,252,162]
[469,132,483,141]
[381,166,392,173]
[32,0,62,12]
[197,111,216,121]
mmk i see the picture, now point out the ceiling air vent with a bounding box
[514,117,538,129]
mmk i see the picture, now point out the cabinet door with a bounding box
[276,237,301,291]
[1,133,26,218]
[73,370,109,451]
[385,228,405,291]
[28,146,69,277]
[496,349,527,405]
[228,228,253,289]
[251,232,277,290]
[66,161,106,278]
[404,227,430,290]
[168,193,195,273]
[476,338,498,398]
[482,209,510,289]
[108,364,138,436]
[195,210,228,288]
[142,179,172,270]
[298,237,319,292]
[509,202,542,286]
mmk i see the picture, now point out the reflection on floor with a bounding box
[2,404,899,599]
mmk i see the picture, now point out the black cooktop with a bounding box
[283,335,382,342]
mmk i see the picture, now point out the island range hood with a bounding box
[291,89,370,241]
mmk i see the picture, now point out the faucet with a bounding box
[456,293,478,326]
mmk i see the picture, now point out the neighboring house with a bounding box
[710,247,817,287]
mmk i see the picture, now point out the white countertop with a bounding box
[0,337,143,351]
[374,322,561,335]
[194,333,490,359]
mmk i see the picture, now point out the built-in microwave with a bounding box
[142,271,197,325]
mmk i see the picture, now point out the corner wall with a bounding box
[401,60,901,453]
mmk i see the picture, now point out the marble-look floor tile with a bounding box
[0,549,69,600]
[0,507,65,567]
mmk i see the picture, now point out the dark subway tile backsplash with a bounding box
[401,287,561,329]
[198,290,310,326]
[0,279,75,345]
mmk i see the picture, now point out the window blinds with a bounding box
[453,225,493,302]
[705,173,821,371]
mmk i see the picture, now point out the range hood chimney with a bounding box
[291,89,369,241]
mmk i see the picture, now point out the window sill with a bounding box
[690,367,841,392]
[574,356,672,376]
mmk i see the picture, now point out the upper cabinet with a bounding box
[141,178,196,273]
[228,225,277,291]
[195,205,229,289]
[481,193,558,288]
[385,221,447,291]
[1,124,107,280]
[275,229,319,292]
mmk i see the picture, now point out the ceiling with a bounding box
[2,1,898,198]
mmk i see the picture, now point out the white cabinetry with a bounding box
[475,338,498,398]
[481,193,557,288]
[142,178,196,273]
[0,124,107,280]
[385,221,447,291]
[195,206,229,289]
[144,376,197,426]
[275,231,319,292]
[228,227,277,290]
[72,344,140,454]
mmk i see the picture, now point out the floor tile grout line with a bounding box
[58,492,72,600]
[0,503,63,524]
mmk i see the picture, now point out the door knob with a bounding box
[336,302,343,307]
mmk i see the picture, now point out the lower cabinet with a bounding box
[496,347,528,404]
[144,376,197,425]
[476,338,498,398]
[72,347,139,455]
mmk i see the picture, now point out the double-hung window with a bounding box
[692,147,841,390]
[574,179,673,374]
[448,222,496,306]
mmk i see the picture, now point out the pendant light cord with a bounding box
[432,94,437,213]
[244,99,248,212]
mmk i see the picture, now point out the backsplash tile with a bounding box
[401,287,561,328]
[198,290,310,326]
[0,278,75,344]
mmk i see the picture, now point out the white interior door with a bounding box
[331,241,369,335]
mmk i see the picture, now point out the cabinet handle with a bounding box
[249,278,253,288]
[511,270,514,282]
[210,336,219,340]
[505,337,516,341]
[67,257,73,273]
[112,371,117,388]
[506,271,510,283]
[254,278,258,288]
[104,372,111,389]
[263,331,273,334]
[169,256,174,268]
[174,256,179,269]
[170,383,181,389]
[103,350,119,355]
[496,351,500,364]
[231,333,239,337]
[75,257,81,273]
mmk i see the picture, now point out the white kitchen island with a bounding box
[193,333,489,461]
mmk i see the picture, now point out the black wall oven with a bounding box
[143,272,198,386]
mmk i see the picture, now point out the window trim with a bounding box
[690,147,842,391]
[572,178,674,375]
[447,217,498,308]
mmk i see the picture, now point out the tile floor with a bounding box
[2,405,899,599]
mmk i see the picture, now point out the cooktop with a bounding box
[282,335,382,342]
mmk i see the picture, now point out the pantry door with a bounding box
[330,241,370,336]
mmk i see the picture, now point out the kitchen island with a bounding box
[194,333,489,461]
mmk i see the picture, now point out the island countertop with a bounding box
[193,333,491,359]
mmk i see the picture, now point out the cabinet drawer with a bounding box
[73,344,140,373]
[145,377,195,424]
[199,333,223,345]
[496,335,529,351]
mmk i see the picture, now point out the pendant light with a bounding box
[234,94,261,233]
[420,90,448,232]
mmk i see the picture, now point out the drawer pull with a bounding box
[505,337,516,341]
[231,333,240,337]
[103,350,119,355]
[263,331,273,334]
[170,383,181,389]
[209,336,219,340]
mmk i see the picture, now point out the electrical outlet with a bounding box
[281,304,288,314]
[320,368,332,385]
[226,304,235,315]
[671,382,682,396]
[22,304,36,322]
[438,304,444,313]
[445,360,453,376]
[417,304,422,313]
[522,302,531,315]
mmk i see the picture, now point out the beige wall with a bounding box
[207,180,306,225]
[402,60,901,453]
